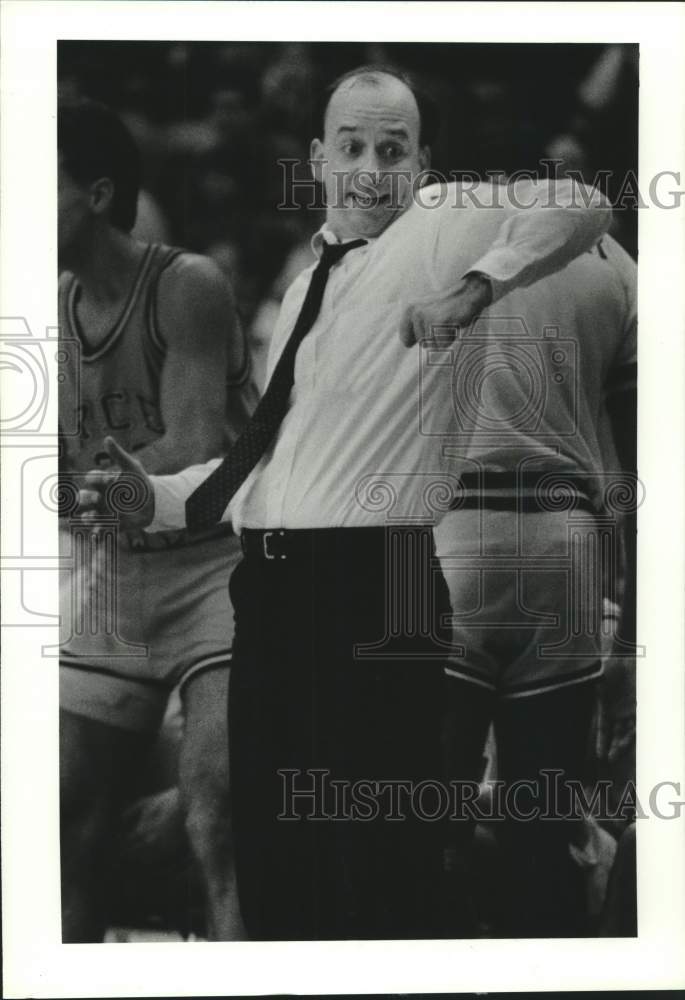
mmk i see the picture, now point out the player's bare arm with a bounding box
[134,253,239,474]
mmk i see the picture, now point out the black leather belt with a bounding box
[240,526,435,562]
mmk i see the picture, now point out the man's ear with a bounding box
[418,145,431,173]
[89,177,115,218]
[310,138,325,184]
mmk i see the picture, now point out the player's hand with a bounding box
[77,436,155,531]
[399,273,493,347]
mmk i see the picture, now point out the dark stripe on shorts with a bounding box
[177,649,233,698]
[501,660,603,699]
[444,659,602,699]
[444,662,497,691]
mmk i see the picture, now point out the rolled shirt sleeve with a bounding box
[146,457,223,532]
[429,179,613,301]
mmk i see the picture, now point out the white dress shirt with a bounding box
[149,179,613,533]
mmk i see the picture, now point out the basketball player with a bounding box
[434,231,637,936]
[57,99,255,941]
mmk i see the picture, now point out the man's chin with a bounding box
[329,206,403,241]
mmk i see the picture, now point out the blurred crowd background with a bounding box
[58,41,638,387]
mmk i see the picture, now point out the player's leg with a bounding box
[442,676,495,935]
[59,529,161,941]
[59,706,153,942]
[494,680,599,937]
[486,506,604,935]
[160,533,244,939]
[599,820,637,936]
[178,666,246,941]
[435,511,501,933]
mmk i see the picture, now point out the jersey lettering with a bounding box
[136,393,165,434]
[101,390,132,431]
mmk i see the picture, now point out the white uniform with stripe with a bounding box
[58,242,255,731]
[433,234,637,698]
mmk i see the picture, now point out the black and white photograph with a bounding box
[1,2,684,996]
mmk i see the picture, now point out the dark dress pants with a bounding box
[228,527,451,940]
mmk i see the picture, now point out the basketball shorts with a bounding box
[59,525,241,732]
[434,506,605,698]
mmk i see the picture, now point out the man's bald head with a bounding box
[319,64,440,149]
[310,65,435,241]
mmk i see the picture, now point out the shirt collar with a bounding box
[310,223,376,259]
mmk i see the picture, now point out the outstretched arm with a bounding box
[456,177,613,300]
[77,436,222,533]
[400,178,612,346]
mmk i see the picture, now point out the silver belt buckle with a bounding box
[262,529,286,560]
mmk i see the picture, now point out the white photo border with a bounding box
[1,1,684,995]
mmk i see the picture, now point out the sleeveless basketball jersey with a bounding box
[58,242,257,549]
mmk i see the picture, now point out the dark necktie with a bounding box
[185,237,367,531]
